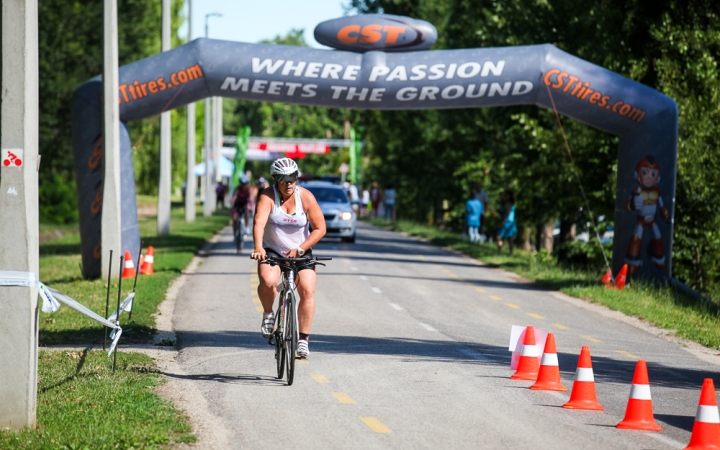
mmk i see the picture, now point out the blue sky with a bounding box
[179,0,352,48]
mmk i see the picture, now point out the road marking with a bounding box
[389,303,404,311]
[552,323,570,330]
[506,303,520,309]
[360,275,368,281]
[372,287,382,294]
[489,295,502,300]
[476,287,486,293]
[615,350,638,359]
[250,283,259,287]
[417,255,426,259]
[528,313,545,320]
[448,273,459,278]
[647,432,685,449]
[252,298,261,303]
[581,335,602,343]
[255,306,264,312]
[332,392,357,404]
[458,348,488,360]
[310,373,330,383]
[465,282,474,287]
[360,417,391,433]
[419,322,437,331]
[351,267,359,271]
[297,360,309,365]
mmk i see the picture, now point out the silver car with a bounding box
[302,182,357,243]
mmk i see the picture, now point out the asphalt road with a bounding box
[171,221,720,449]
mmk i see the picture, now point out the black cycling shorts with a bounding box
[264,247,315,272]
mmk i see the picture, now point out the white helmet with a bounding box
[270,158,299,180]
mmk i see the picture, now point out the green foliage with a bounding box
[352,0,720,301]
[39,173,78,223]
[0,350,194,448]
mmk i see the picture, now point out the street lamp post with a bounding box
[157,0,172,235]
[203,12,221,216]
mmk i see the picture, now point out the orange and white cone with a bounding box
[600,269,612,284]
[616,360,662,431]
[563,346,603,410]
[140,246,154,275]
[511,326,539,381]
[121,250,137,279]
[615,264,628,290]
[685,379,720,450]
[530,333,567,391]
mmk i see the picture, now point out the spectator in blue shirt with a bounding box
[466,195,483,243]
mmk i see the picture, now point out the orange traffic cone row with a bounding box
[511,326,539,381]
[122,250,137,279]
[685,379,720,450]
[140,246,155,275]
[563,346,604,410]
[600,269,613,284]
[530,333,567,391]
[616,360,662,431]
[615,264,628,290]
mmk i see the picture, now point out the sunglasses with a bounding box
[273,173,298,183]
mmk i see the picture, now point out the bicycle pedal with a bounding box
[268,337,275,346]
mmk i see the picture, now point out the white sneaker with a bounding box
[261,312,274,338]
[297,339,309,359]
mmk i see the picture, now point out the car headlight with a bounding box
[339,212,353,220]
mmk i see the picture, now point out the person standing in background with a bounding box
[216,181,226,210]
[361,187,370,217]
[473,181,489,242]
[466,193,483,243]
[497,191,517,255]
[348,181,360,213]
[383,184,396,221]
[370,181,382,218]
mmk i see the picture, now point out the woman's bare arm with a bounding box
[251,187,274,260]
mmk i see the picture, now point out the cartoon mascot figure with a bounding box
[624,155,670,274]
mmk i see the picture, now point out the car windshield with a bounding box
[306,187,349,204]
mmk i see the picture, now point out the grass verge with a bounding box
[370,218,720,349]
[0,350,195,448]
[39,205,229,345]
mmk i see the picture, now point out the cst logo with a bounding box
[314,14,437,53]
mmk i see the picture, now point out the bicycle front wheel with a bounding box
[275,299,286,379]
[285,291,297,385]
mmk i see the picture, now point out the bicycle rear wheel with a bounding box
[285,291,297,385]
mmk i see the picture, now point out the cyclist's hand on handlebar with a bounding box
[251,248,266,261]
[283,248,300,258]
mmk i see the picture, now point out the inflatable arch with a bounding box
[72,15,677,280]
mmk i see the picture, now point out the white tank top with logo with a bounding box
[263,185,310,254]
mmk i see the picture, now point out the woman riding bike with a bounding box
[251,158,326,358]
[231,176,251,238]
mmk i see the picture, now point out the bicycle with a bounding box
[232,207,247,254]
[259,254,331,385]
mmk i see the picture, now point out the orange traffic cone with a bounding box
[140,246,154,275]
[139,254,145,272]
[563,346,604,410]
[600,269,612,284]
[616,360,662,431]
[511,326,539,381]
[530,333,567,391]
[122,250,137,279]
[615,264,628,290]
[685,379,720,450]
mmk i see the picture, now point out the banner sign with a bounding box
[72,14,678,280]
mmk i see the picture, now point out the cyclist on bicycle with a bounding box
[250,158,326,358]
[231,176,251,237]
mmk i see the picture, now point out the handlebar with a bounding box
[253,254,333,266]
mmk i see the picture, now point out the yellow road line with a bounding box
[581,335,602,343]
[255,306,264,312]
[476,287,486,293]
[465,283,475,287]
[297,360,309,365]
[528,313,544,320]
[506,303,520,309]
[332,392,357,404]
[310,373,330,383]
[360,417,391,433]
[552,323,569,330]
[250,283,259,288]
[441,269,451,273]
[489,295,502,300]
[252,298,261,303]
[615,350,638,359]
[448,274,458,278]
[417,255,426,259]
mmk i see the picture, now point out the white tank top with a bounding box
[263,185,310,254]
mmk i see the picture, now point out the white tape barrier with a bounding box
[0,270,123,356]
[108,292,135,323]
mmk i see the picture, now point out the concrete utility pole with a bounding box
[102,0,122,278]
[214,96,223,184]
[157,0,172,235]
[0,0,40,430]
[203,12,221,216]
[185,0,196,222]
